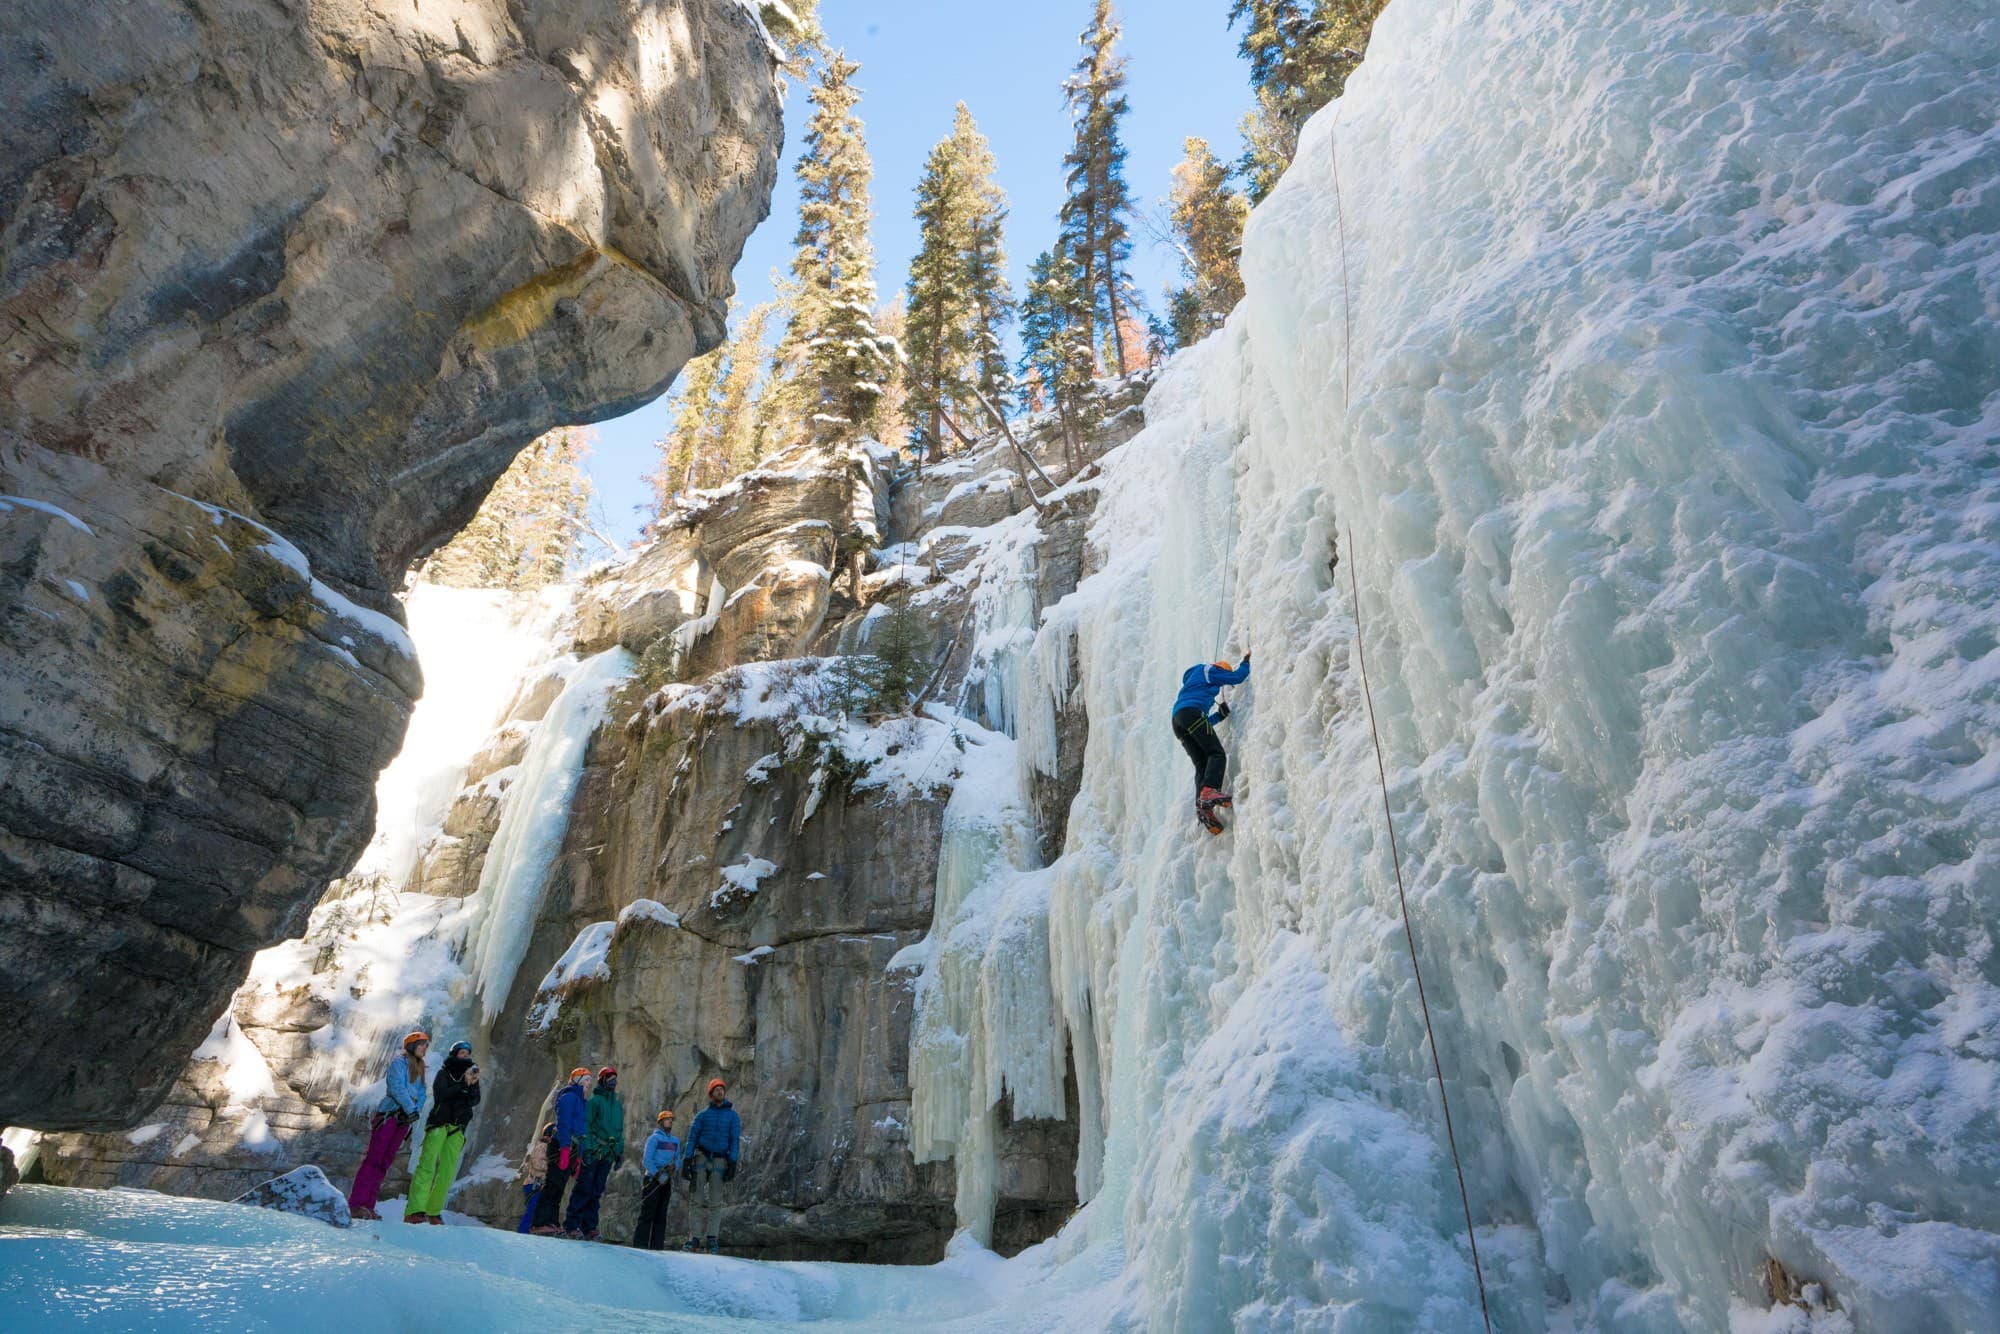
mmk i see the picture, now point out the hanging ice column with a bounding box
[461,648,636,1022]
[901,497,1099,1243]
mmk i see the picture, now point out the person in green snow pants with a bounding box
[406,1040,481,1222]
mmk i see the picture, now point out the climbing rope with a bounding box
[1347,533,1493,1331]
[1330,112,1493,1331]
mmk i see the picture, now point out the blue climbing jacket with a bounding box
[687,1101,742,1162]
[553,1081,589,1149]
[1171,657,1251,721]
[643,1127,681,1177]
[377,1054,427,1118]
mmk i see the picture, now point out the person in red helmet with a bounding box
[682,1077,741,1253]
[530,1067,592,1235]
[348,1031,429,1220]
[563,1065,624,1239]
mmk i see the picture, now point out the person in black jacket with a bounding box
[405,1040,481,1223]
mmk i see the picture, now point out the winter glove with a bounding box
[1212,702,1230,722]
[557,1146,572,1172]
[723,1160,737,1183]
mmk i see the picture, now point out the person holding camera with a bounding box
[405,1039,481,1224]
[633,1109,681,1251]
[682,1077,741,1253]
[530,1067,592,1235]
[348,1030,430,1221]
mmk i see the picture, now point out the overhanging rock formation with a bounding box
[0,0,784,1130]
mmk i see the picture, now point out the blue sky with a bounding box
[585,0,1256,545]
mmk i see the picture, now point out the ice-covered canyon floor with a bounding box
[0,1184,1136,1332]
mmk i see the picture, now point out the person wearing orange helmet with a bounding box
[347,1030,430,1220]
[633,1109,681,1251]
[562,1065,624,1239]
[682,1076,741,1253]
[1170,651,1251,834]
[529,1067,593,1235]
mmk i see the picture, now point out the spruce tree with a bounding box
[780,54,901,447]
[904,103,1014,458]
[650,345,726,515]
[1019,247,1098,466]
[1230,0,1388,202]
[1163,136,1249,347]
[1059,0,1140,373]
[716,302,778,474]
[904,127,977,459]
[427,428,592,589]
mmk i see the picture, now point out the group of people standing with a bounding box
[345,1033,744,1253]
[516,1069,742,1252]
[347,1031,480,1223]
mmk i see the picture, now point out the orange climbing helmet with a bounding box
[656,1110,675,1125]
[1213,661,1233,672]
[569,1067,591,1083]
[707,1078,727,1095]
[403,1031,430,1052]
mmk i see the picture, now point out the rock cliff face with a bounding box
[37,385,1144,1260]
[0,0,783,1129]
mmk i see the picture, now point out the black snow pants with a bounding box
[1171,707,1227,794]
[531,1149,575,1230]
[634,1174,673,1250]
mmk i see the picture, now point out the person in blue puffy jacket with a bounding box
[1171,652,1250,829]
[682,1078,742,1253]
[529,1068,592,1235]
[347,1031,429,1220]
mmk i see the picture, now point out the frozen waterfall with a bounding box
[916,0,2000,1329]
[462,647,636,1022]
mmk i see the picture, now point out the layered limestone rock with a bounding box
[38,386,1146,1259]
[0,0,783,1129]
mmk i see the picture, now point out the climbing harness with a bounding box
[1332,113,1493,1332]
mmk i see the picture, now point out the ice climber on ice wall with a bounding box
[1170,652,1251,832]
[346,1031,428,1221]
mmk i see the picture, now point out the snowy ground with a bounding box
[0,1186,1129,1333]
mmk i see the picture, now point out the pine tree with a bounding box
[872,297,912,452]
[716,302,778,474]
[1019,247,1098,467]
[1059,0,1140,373]
[1230,0,1388,203]
[904,127,977,459]
[649,346,726,515]
[781,54,901,448]
[904,104,1014,458]
[427,428,592,589]
[1163,136,1249,347]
